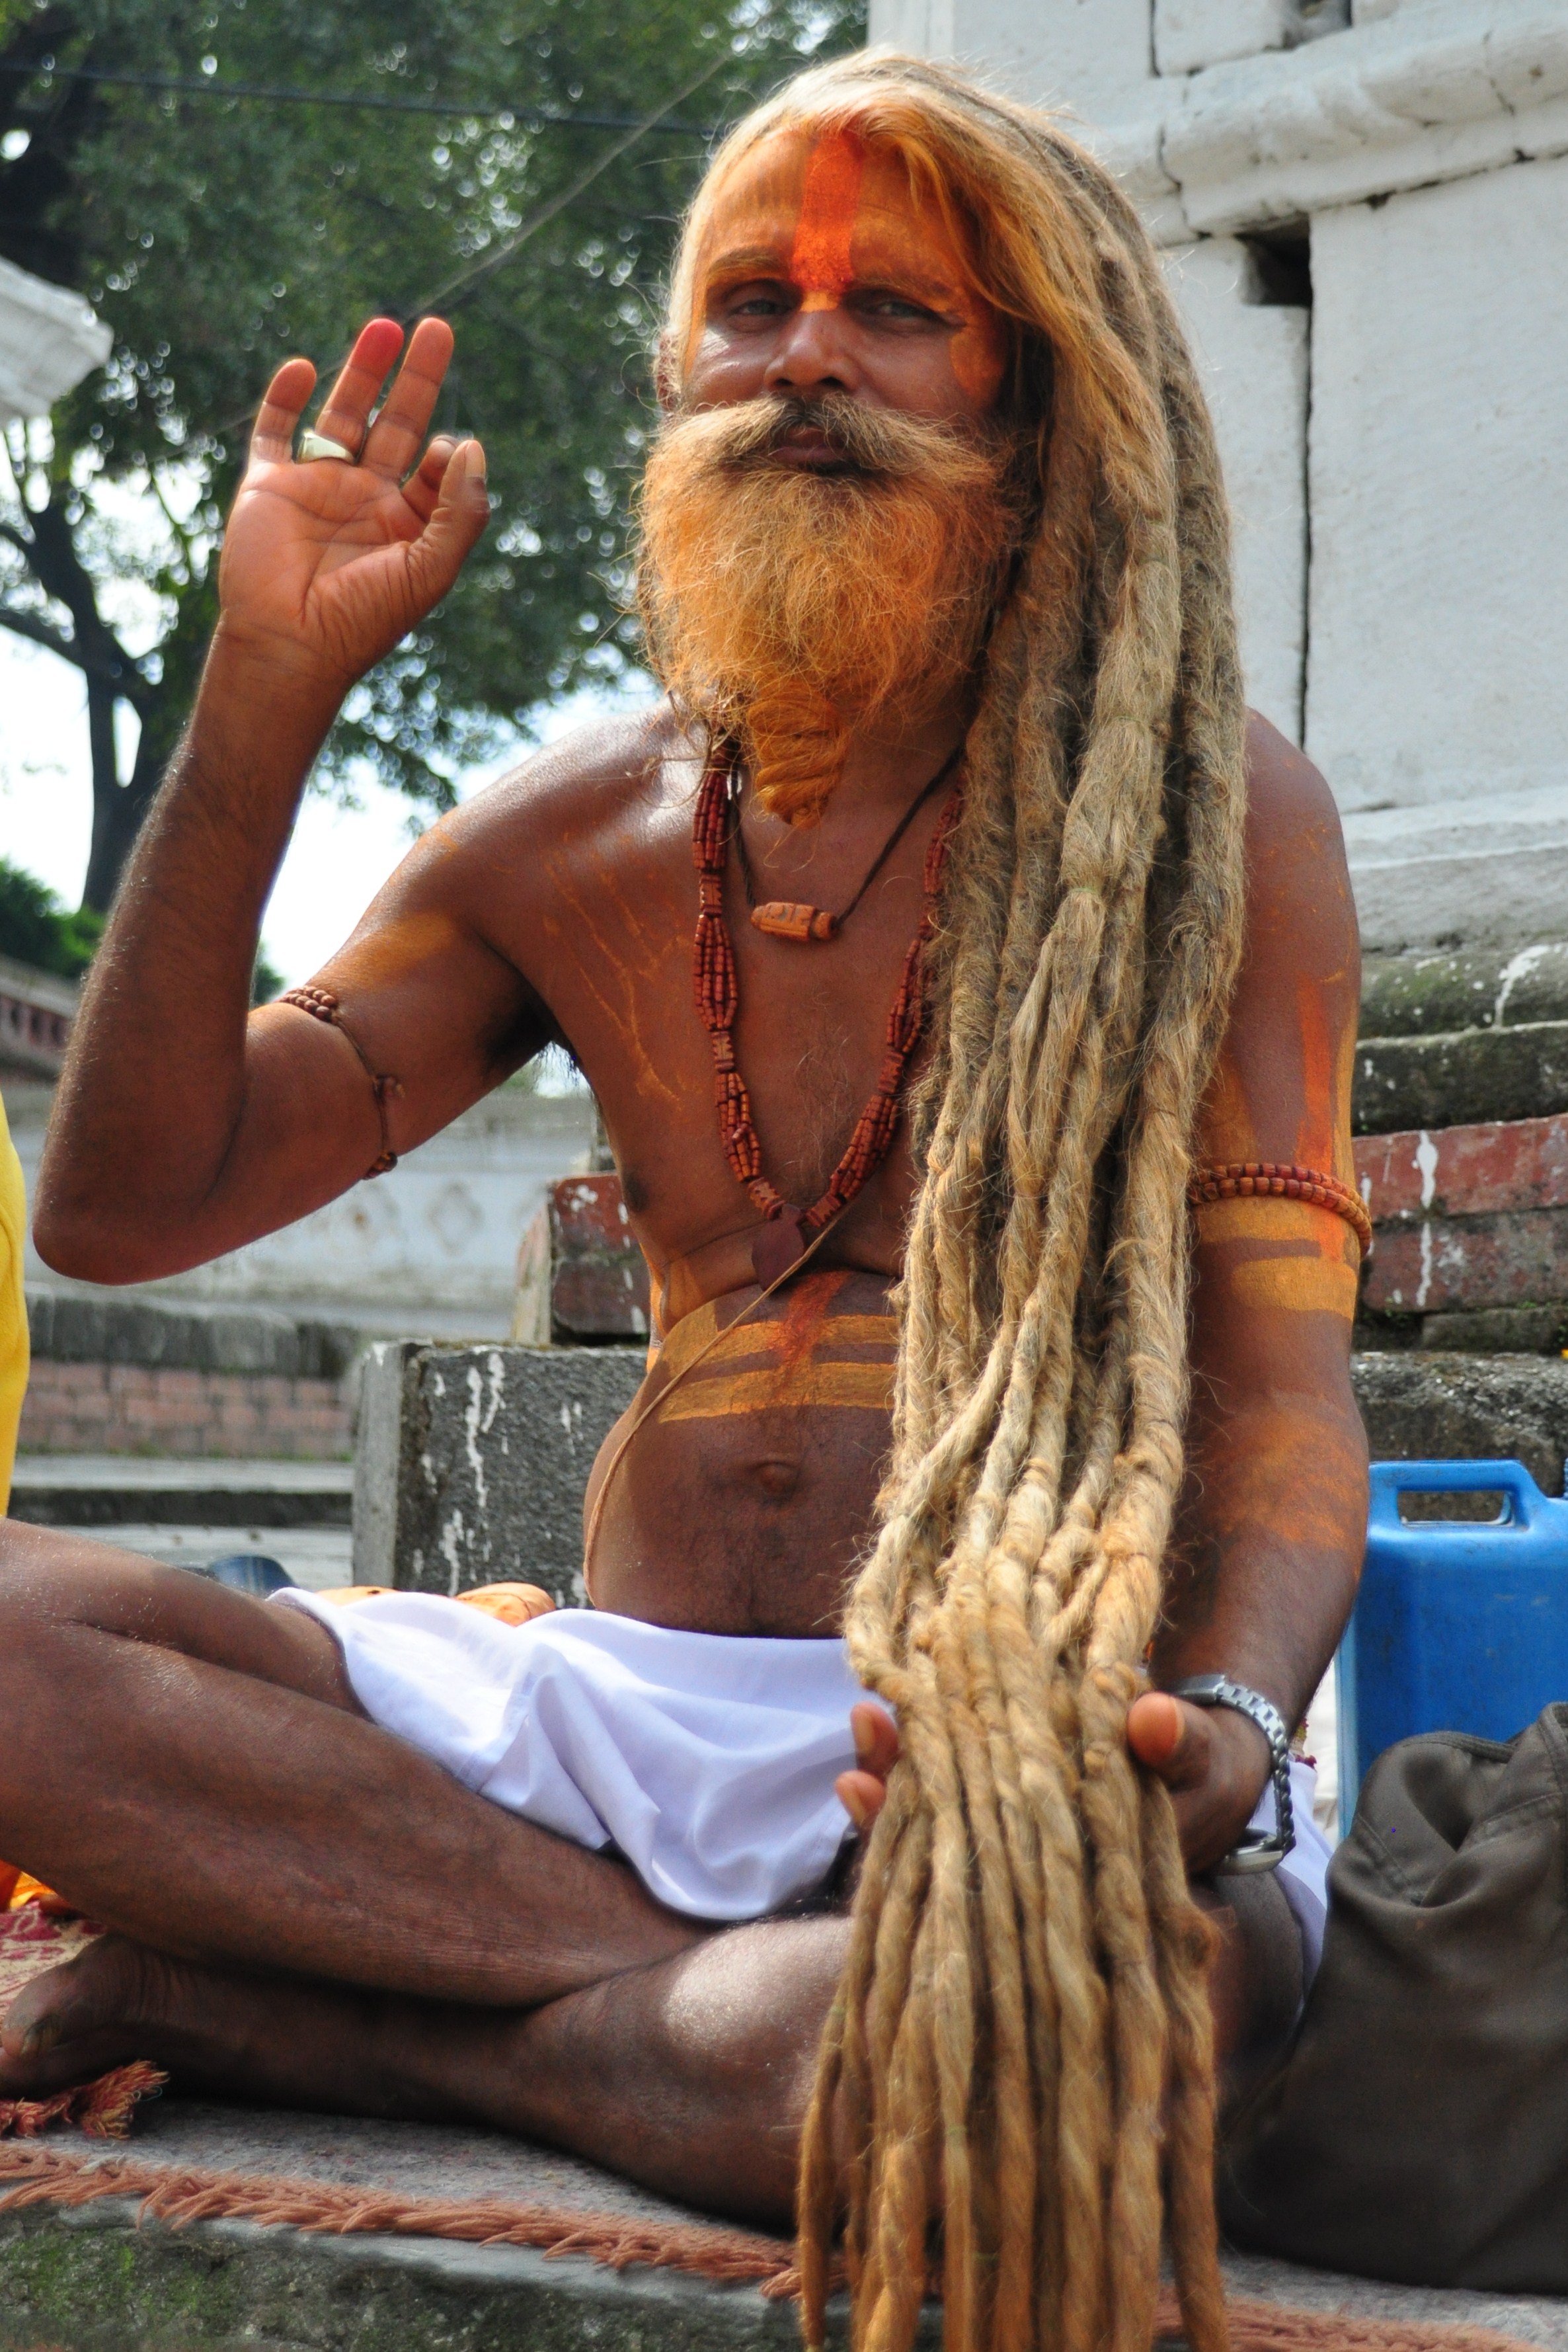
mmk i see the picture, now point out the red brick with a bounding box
[1356,1112,1568,1223]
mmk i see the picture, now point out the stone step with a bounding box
[2,2101,1563,2351]
[77,1522,353,1590]
[1354,1021,1568,1136]
[8,1455,354,1529]
[1360,941,1568,1039]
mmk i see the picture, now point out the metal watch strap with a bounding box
[1168,1674,1295,1875]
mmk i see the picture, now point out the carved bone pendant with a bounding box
[750,901,837,942]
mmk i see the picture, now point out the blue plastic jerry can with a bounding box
[1337,1459,1568,1817]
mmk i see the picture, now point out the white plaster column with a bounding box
[1165,238,1308,742]
[1307,152,1568,950]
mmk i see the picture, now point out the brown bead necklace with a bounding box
[693,737,963,1285]
[734,741,962,942]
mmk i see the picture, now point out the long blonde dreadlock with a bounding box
[663,52,1249,2352]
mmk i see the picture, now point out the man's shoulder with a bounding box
[1241,711,1345,880]
[457,699,697,851]
[1238,710,1357,989]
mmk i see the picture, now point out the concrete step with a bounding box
[1361,942,1568,1039]
[76,1522,353,1590]
[1354,1020,1568,1135]
[2,2100,1563,2351]
[8,1455,354,1529]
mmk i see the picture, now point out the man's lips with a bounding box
[771,424,855,470]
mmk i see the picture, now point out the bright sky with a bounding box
[0,625,647,991]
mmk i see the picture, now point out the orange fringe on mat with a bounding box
[0,2064,165,2142]
[0,2142,1538,2352]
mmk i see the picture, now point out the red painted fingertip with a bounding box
[1127,1689,1185,1767]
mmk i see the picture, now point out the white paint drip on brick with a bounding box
[1415,1130,1439,1211]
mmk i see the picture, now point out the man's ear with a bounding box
[653,328,683,415]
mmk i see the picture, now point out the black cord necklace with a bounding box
[729,741,964,943]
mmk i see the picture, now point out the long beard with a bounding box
[635,395,1021,824]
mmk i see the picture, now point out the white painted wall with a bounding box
[1164,237,1308,742]
[871,0,1155,118]
[11,1085,596,1338]
[1308,154,1568,949]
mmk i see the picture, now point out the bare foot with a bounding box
[0,1933,414,2115]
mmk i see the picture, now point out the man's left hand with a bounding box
[838,1691,1273,1877]
[1124,1690,1273,1876]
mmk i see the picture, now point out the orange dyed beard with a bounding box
[636,393,1019,824]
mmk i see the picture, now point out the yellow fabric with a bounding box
[0,1090,28,1515]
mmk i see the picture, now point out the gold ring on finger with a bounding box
[297,428,358,464]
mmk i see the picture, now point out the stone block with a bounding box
[1352,1023,1568,1135]
[24,1289,362,1381]
[352,1342,645,1601]
[2,2099,1565,2352]
[548,1174,651,1344]
[1154,0,1347,77]
[1360,943,1568,1039]
[1350,1353,1568,1498]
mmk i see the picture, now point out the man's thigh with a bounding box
[0,1519,356,1711]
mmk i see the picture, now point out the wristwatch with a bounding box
[1167,1674,1295,1874]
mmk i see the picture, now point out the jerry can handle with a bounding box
[1366,1457,1543,1532]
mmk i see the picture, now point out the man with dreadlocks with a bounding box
[2,51,1365,2352]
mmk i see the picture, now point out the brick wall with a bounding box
[19,1359,353,1459]
[19,1292,359,1459]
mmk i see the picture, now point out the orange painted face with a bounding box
[684,125,1009,413]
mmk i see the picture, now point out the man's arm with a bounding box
[35,316,531,1284]
[1137,713,1368,1870]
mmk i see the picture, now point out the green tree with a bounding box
[0,0,862,911]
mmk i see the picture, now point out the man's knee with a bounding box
[0,1522,354,1711]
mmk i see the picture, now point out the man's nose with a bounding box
[763,302,865,398]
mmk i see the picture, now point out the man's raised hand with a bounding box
[217,317,489,694]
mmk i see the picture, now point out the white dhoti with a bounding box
[274,1589,1332,1968]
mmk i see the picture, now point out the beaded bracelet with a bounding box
[1187,1158,1372,1258]
[280,985,402,1178]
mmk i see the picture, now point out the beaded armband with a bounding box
[1187,1159,1372,1258]
[280,985,402,1178]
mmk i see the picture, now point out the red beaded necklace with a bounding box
[692,738,963,1285]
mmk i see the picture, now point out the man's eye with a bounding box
[717,284,789,321]
[863,293,937,323]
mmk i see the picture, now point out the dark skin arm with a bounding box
[1119,715,1366,1867]
[842,717,1368,1873]
[34,317,516,1282]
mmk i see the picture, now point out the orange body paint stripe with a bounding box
[1193,1197,1359,1263]
[789,130,864,308]
[656,1307,897,1382]
[655,1360,896,1422]
[1230,1258,1358,1318]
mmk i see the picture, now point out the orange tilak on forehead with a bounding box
[790,128,865,311]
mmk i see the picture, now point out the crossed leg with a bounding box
[0,1524,1302,2228]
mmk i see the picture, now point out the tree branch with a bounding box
[0,604,90,670]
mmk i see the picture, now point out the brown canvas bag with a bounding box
[1220,1703,1568,2290]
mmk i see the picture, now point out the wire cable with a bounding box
[0,54,723,138]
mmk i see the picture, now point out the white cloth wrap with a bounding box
[274,1593,861,1921]
[274,1590,1333,1974]
[1248,1757,1332,1982]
